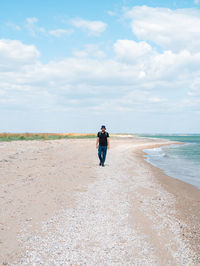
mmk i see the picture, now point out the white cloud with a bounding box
[114,39,154,63]
[107,10,116,16]
[73,44,106,58]
[25,17,46,37]
[187,77,200,96]
[0,38,200,128]
[0,39,40,70]
[26,17,38,24]
[70,18,107,35]
[2,6,200,132]
[25,18,74,38]
[48,29,74,37]
[6,22,21,31]
[194,0,199,4]
[147,97,167,103]
[124,6,200,52]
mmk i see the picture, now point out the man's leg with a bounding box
[101,146,107,165]
[98,145,103,164]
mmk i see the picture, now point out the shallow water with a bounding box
[139,135,200,190]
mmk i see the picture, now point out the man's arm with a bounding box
[96,136,99,149]
[107,136,110,149]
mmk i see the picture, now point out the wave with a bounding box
[143,144,200,190]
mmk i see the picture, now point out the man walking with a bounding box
[96,125,110,167]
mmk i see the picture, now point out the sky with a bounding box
[0,0,200,133]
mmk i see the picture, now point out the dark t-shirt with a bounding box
[97,131,109,146]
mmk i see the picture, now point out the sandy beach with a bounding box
[0,136,199,265]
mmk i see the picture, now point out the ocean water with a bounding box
[138,134,200,190]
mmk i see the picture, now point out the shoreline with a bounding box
[135,140,200,261]
[141,140,200,189]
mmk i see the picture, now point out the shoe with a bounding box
[102,163,104,167]
[99,162,102,166]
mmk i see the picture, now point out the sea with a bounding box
[138,134,200,190]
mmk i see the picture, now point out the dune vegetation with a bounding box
[0,133,97,142]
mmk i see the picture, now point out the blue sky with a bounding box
[0,0,200,133]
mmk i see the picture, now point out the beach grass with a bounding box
[0,133,97,142]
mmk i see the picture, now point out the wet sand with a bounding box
[0,136,199,265]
